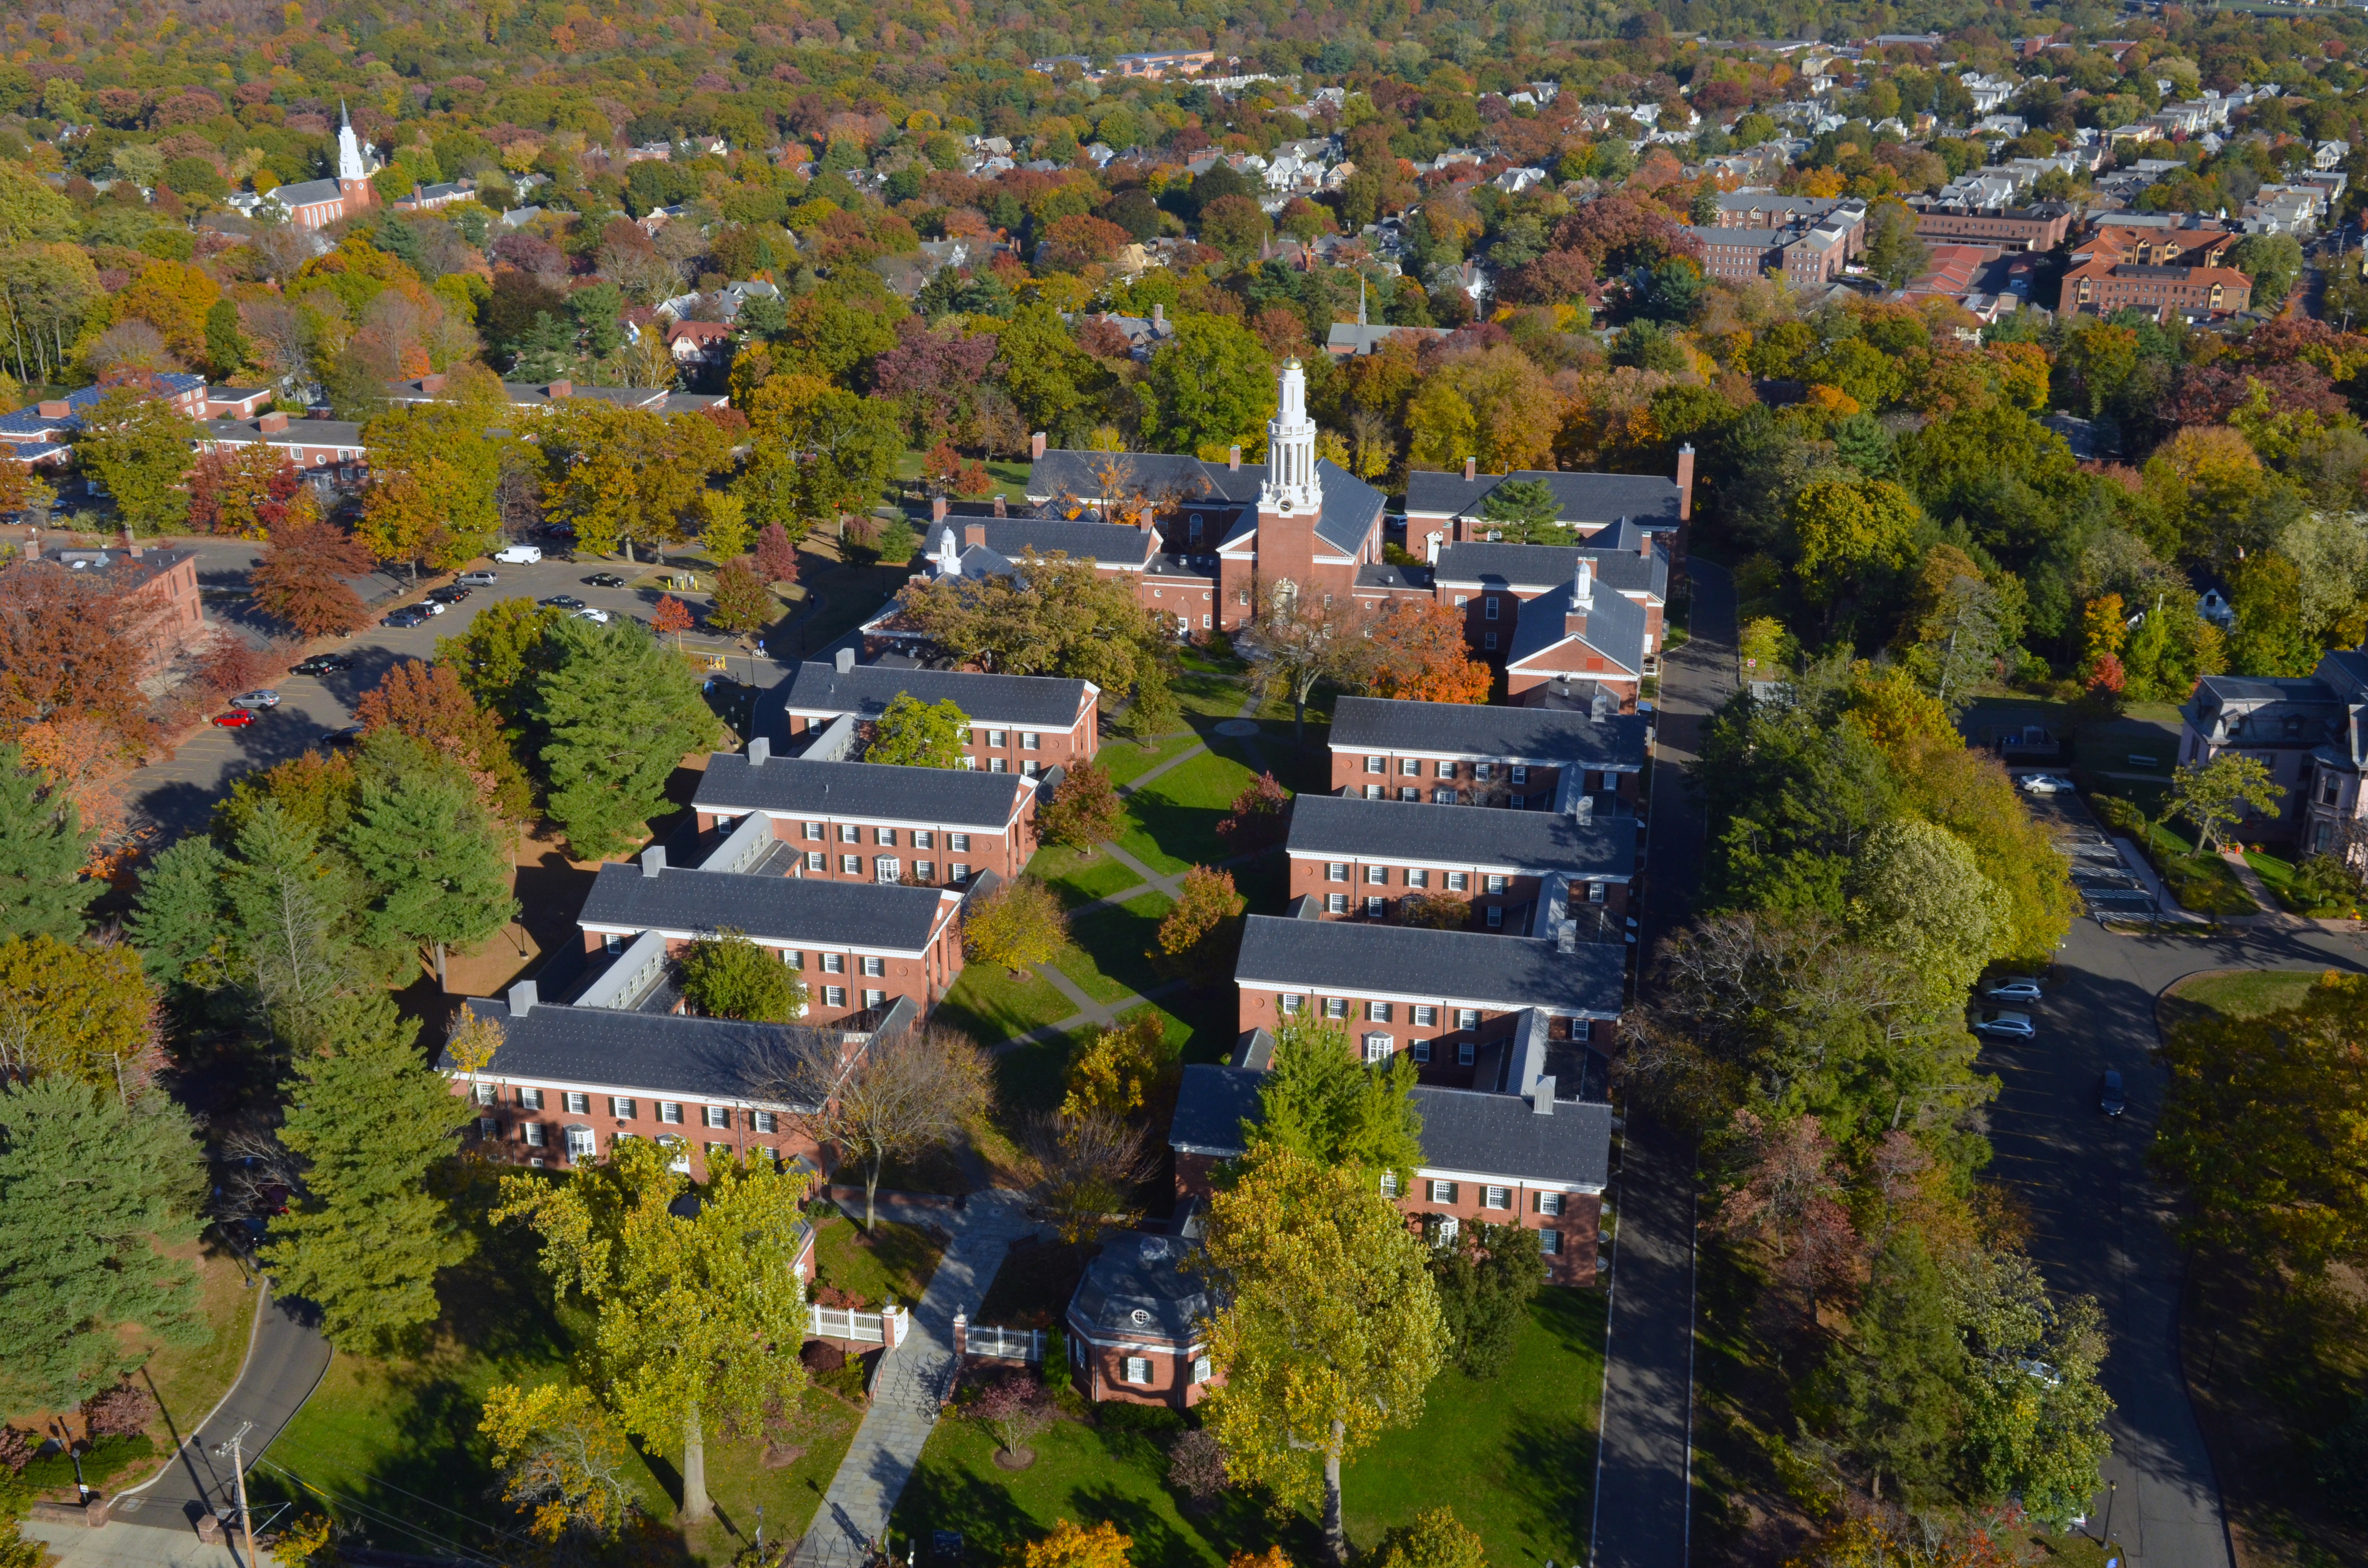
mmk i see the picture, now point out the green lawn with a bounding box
[1030,842,1154,908]
[2164,967,2329,1023]
[1055,893,1174,1005]
[937,959,1079,1043]
[1104,732,1204,789]
[1118,751,1268,875]
[2243,849,2359,917]
[994,1023,1085,1120]
[2125,820,2259,917]
[1175,664,1252,720]
[889,1288,1606,1568]
[811,1214,947,1310]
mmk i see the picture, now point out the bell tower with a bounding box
[337,101,373,208]
[1257,358,1322,517]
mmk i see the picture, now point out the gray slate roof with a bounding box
[578,863,949,951]
[1285,793,1637,878]
[1404,468,1682,528]
[1233,914,1626,1016]
[925,518,1156,567]
[696,753,1027,829]
[779,661,1093,728]
[1069,1232,1212,1344]
[1434,539,1668,600]
[0,374,205,439]
[444,997,826,1105]
[1330,696,1649,771]
[1167,1063,1611,1187]
[1028,450,1385,556]
[1506,580,1649,676]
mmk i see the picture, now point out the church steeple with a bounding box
[1258,358,1322,516]
[336,100,369,185]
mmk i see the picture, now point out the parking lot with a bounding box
[2012,775,2173,921]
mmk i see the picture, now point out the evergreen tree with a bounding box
[528,618,719,859]
[1817,1229,1966,1507]
[344,770,518,989]
[224,803,359,1045]
[128,835,231,991]
[0,1077,206,1417]
[261,993,475,1352]
[678,929,805,1021]
[0,743,95,942]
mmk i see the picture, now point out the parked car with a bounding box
[456,570,499,586]
[574,606,612,624]
[540,594,586,610]
[426,585,472,605]
[228,690,280,710]
[291,654,351,676]
[494,543,543,564]
[210,710,257,728]
[421,599,448,615]
[584,572,627,588]
[321,724,365,747]
[2098,1069,2126,1117]
[1973,1009,2035,1040]
[1985,976,2044,1004]
[2019,774,2074,795]
[383,607,430,628]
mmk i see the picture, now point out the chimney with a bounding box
[36,400,69,420]
[835,646,856,674]
[419,372,446,394]
[258,410,289,434]
[1639,520,1653,558]
[1227,445,1241,471]
[1425,531,1442,564]
[747,736,770,767]
[1530,1075,1556,1115]
[965,522,987,548]
[1567,557,1593,638]
[1675,442,1696,522]
[507,980,537,1017]
[1463,455,1477,482]
[1029,430,1047,460]
[1152,302,1165,328]
[993,494,1008,518]
[930,495,949,523]
[641,846,666,877]
[546,379,573,399]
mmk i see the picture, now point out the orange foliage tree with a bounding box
[15,714,139,883]
[1366,600,1491,704]
[354,659,534,822]
[186,447,311,539]
[0,565,146,743]
[249,517,375,637]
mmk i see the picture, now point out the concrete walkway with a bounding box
[793,1193,1041,1568]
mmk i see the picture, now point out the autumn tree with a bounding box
[1251,1015,1425,1185]
[0,934,159,1089]
[678,929,806,1022]
[1246,580,1380,741]
[1151,865,1245,984]
[1024,1106,1158,1248]
[353,660,533,821]
[249,516,375,638]
[964,875,1067,973]
[1018,1520,1133,1568]
[2168,752,2285,854]
[495,1138,814,1521]
[1366,600,1491,704]
[1041,758,1123,851]
[76,387,191,534]
[707,561,771,637]
[1198,1145,1445,1565]
[1217,772,1290,850]
[185,445,303,539]
[752,523,801,585]
[651,594,693,649]
[1711,1108,1860,1311]
[1061,1009,1173,1120]
[735,373,902,538]
[970,1369,1055,1462]
[478,1382,642,1545]
[0,563,145,741]
[540,403,727,561]
[863,693,970,768]
[896,548,1163,699]
[360,404,508,566]
[755,1023,992,1230]
[1786,477,1925,613]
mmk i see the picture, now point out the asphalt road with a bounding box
[1589,558,1735,1568]
[132,551,789,840]
[111,1282,332,1538]
[1992,792,2368,1568]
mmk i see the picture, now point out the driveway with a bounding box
[131,554,792,840]
[1989,791,2368,1567]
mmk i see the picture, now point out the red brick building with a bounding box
[778,655,1100,776]
[1327,697,1650,812]
[17,541,207,677]
[1403,458,1691,554]
[1285,793,1636,931]
[692,747,1041,887]
[1431,525,1671,669]
[1063,1232,1218,1408]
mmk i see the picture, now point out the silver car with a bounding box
[228,689,281,709]
[1986,976,2044,1004]
[2019,774,2074,795]
[1973,1009,2035,1040]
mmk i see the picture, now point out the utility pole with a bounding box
[232,1432,257,1568]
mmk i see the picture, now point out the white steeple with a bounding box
[337,101,368,184]
[1258,358,1322,515]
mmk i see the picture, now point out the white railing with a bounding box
[968,1324,1044,1363]
[808,1303,910,1347]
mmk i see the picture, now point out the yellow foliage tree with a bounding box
[1014,1520,1133,1568]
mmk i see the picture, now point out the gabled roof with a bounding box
[0,375,206,439]
[778,661,1093,729]
[925,518,1158,568]
[1403,468,1683,527]
[1329,696,1649,771]
[578,863,951,953]
[272,177,345,208]
[1170,1063,1263,1156]
[443,997,833,1106]
[1233,914,1626,1016]
[1506,583,1649,677]
[1433,539,1668,601]
[1285,794,1637,879]
[695,753,1031,829]
[1025,452,1385,557]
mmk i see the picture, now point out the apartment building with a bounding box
[1911,203,2073,252]
[1285,794,1637,929]
[8,538,206,676]
[1709,192,1869,258]
[1403,453,1692,553]
[1328,695,1649,809]
[1232,914,1626,1085]
[1431,523,1669,668]
[906,514,1227,643]
[1685,217,1857,286]
[575,849,966,1027]
[691,748,1040,887]
[1503,560,1650,709]
[2061,216,2252,319]
[777,653,1100,774]
[193,410,369,483]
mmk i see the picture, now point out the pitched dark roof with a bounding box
[441,997,830,1105]
[1171,1063,1263,1155]
[578,863,950,951]
[0,375,206,438]
[1026,451,1384,557]
[779,661,1093,727]
[1403,468,1682,527]
[925,518,1157,567]
[1433,539,1668,600]
[695,753,1028,829]
[1410,1086,1612,1188]
[1285,794,1636,878]
[1329,697,1649,771]
[1233,914,1626,1016]
[1506,581,1648,675]
[1068,1232,1213,1344]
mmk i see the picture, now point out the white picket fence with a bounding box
[809,1304,907,1346]
[964,1322,1044,1363]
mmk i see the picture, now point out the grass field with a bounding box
[1056,893,1174,1005]
[130,1240,263,1471]
[811,1215,947,1310]
[937,959,1079,1043]
[2161,967,2330,1030]
[1117,751,1268,875]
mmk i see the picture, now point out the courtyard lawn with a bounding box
[2243,849,2359,918]
[1103,731,1204,789]
[1056,893,1174,1006]
[992,1023,1083,1120]
[810,1214,947,1309]
[2123,819,2259,918]
[1117,751,1267,875]
[937,960,1078,1044]
[1030,842,1153,909]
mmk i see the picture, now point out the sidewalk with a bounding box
[792,1193,1039,1568]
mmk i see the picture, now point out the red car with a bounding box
[211,710,257,728]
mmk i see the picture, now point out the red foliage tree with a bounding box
[651,594,695,646]
[249,518,374,637]
[0,564,146,741]
[753,524,801,586]
[80,1383,159,1439]
[1367,600,1492,704]
[1215,772,1289,849]
[197,635,283,698]
[1712,1109,1860,1311]
[1501,247,1599,306]
[1550,194,1705,273]
[185,448,307,539]
[355,659,532,820]
[969,1371,1051,1460]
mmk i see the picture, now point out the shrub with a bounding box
[0,1426,32,1473]
[1166,1427,1228,1504]
[81,1383,159,1439]
[971,1370,1052,1458]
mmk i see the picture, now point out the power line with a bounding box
[252,1458,510,1568]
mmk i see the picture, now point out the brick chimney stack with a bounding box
[930,496,949,523]
[965,523,987,547]
[1463,455,1477,482]
[1228,446,1241,471]
[1676,442,1696,522]
[1029,431,1047,461]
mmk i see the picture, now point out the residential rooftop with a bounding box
[694,753,1033,829]
[1285,794,1637,878]
[1402,467,1683,529]
[577,862,953,953]
[1233,914,1626,1017]
[779,660,1096,730]
[1329,696,1650,771]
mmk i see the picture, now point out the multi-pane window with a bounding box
[806,851,826,871]
[1510,765,1528,784]
[840,854,862,874]
[823,953,845,974]
[839,823,859,843]
[1400,758,1419,776]
[1364,784,1384,800]
[523,1121,546,1147]
[1482,1186,1510,1210]
[1486,906,1505,929]
[659,1102,683,1125]
[1446,872,1469,892]
[863,989,886,1009]
[782,949,804,969]
[1323,997,1348,1019]
[477,1116,497,1140]
[951,863,971,882]
[1458,1040,1476,1066]
[1432,787,1455,804]
[1483,632,1498,651]
[861,956,885,978]
[565,1091,590,1115]
[1456,1008,1480,1029]
[1439,761,1458,779]
[824,986,847,1007]
[1484,597,1500,620]
[1363,1034,1391,1063]
[1379,1170,1400,1197]
[1123,1357,1151,1385]
[876,827,897,846]
[950,834,971,852]
[1367,1001,1393,1023]
[987,729,1008,747]
[1428,1180,1457,1203]
[1486,874,1509,894]
[1364,895,1385,918]
[1193,1355,1212,1384]
[704,1105,730,1128]
[610,1096,635,1119]
[915,861,936,882]
[803,821,824,841]
[915,830,935,848]
[1414,1005,1437,1026]
[1589,881,1607,904]
[1326,862,1348,882]
[1326,893,1349,914]
[1412,1040,1432,1063]
[518,1087,544,1110]
[876,858,900,882]
[1406,869,1429,889]
[566,1126,596,1159]
[1539,1229,1563,1256]
[751,1110,777,1133]
[1365,866,1387,884]
[473,1082,497,1106]
[1021,732,1040,750]
[1280,993,1304,1014]
[1538,1191,1565,1216]
[1475,763,1494,782]
[1365,755,1384,774]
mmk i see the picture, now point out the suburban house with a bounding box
[2179,652,2368,853]
[1231,913,1627,1082]
[1062,1231,1218,1408]
[193,411,369,484]
[692,747,1043,887]
[1402,453,1693,554]
[1170,1025,1614,1286]
[1285,793,1637,932]
[574,843,967,1028]
[1327,696,1651,812]
[777,654,1101,774]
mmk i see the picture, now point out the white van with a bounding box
[493,544,543,564]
